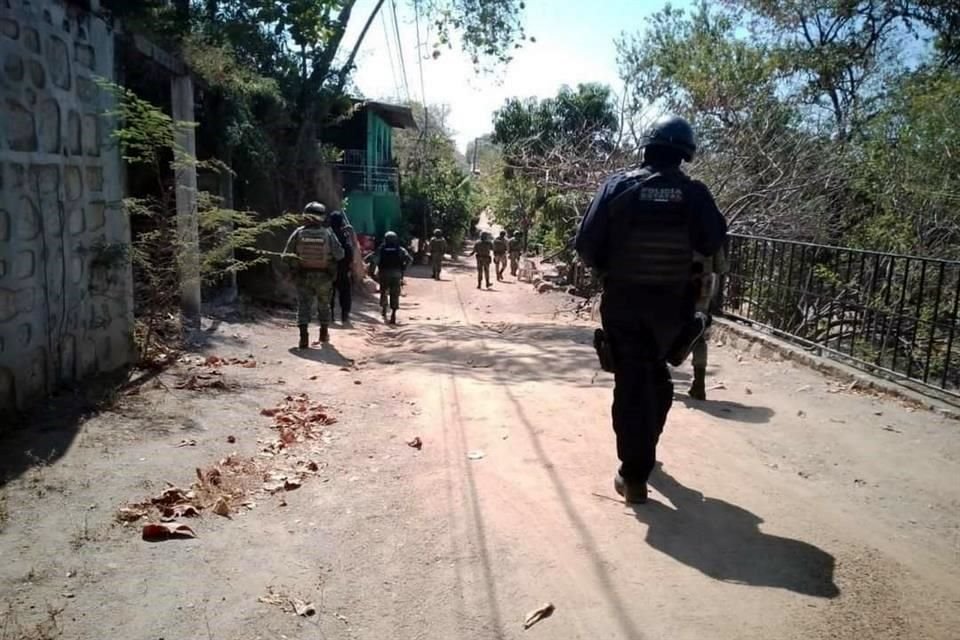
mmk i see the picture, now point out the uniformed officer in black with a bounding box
[575,115,727,504]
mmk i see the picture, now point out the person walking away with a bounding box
[328,211,354,324]
[283,202,345,348]
[688,247,728,400]
[429,228,447,280]
[575,115,727,504]
[372,231,412,325]
[508,231,523,277]
[493,231,509,281]
[470,232,494,289]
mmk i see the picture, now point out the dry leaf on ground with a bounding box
[142,522,197,542]
[523,602,555,629]
[407,437,423,450]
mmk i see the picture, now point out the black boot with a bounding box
[689,366,706,400]
[381,306,388,320]
[298,325,309,349]
[319,325,330,343]
[614,472,648,504]
[389,310,397,325]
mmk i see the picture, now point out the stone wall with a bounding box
[0,0,132,412]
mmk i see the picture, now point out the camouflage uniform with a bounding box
[508,236,523,276]
[493,235,508,280]
[429,235,447,280]
[282,224,344,342]
[689,247,728,399]
[472,238,494,288]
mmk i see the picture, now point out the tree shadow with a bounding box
[632,467,839,598]
[0,368,161,487]
[676,395,776,423]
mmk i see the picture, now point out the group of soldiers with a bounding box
[282,203,411,349]
[468,230,523,289]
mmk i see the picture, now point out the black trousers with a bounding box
[602,285,690,483]
[331,262,352,318]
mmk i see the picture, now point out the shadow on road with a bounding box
[633,467,839,598]
[287,343,354,368]
[676,395,776,423]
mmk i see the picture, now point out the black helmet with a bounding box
[640,115,697,161]
[303,201,327,224]
[384,231,399,246]
[328,210,345,229]
[433,228,443,237]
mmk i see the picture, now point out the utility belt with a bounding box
[593,312,712,373]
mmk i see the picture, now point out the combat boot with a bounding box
[319,325,330,343]
[689,366,706,401]
[389,310,397,325]
[298,325,309,349]
[614,472,648,504]
[381,306,388,320]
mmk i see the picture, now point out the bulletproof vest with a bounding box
[508,238,522,253]
[605,169,693,288]
[379,245,405,271]
[475,241,492,258]
[430,237,445,252]
[493,238,508,254]
[296,228,332,270]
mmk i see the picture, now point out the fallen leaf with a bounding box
[292,599,316,617]
[227,435,236,444]
[745,387,753,395]
[161,504,201,520]
[882,425,902,434]
[142,522,197,542]
[308,375,318,380]
[260,408,280,417]
[467,450,485,461]
[354,380,362,385]
[284,479,302,491]
[242,360,258,368]
[116,507,147,523]
[306,461,320,472]
[407,437,423,450]
[212,496,231,518]
[175,439,197,448]
[523,602,555,630]
[151,486,190,506]
[797,410,807,418]
[62,592,75,599]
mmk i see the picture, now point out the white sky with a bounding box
[342,0,684,152]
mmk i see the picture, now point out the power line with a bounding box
[413,0,428,137]
[380,6,401,101]
[389,0,411,103]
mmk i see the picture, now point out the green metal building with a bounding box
[326,101,417,241]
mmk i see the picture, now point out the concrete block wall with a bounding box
[0,0,133,412]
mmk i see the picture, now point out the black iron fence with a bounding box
[722,234,960,398]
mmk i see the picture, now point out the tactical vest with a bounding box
[429,238,446,253]
[379,245,405,271]
[475,241,492,258]
[508,238,522,254]
[296,228,332,270]
[605,170,693,288]
[493,238,508,255]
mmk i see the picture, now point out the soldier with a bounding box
[371,231,412,325]
[470,231,494,289]
[493,231,509,281]
[283,202,345,349]
[508,231,523,277]
[688,247,728,400]
[328,210,354,324]
[575,115,727,504]
[429,228,447,280]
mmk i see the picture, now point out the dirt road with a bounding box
[2,256,959,639]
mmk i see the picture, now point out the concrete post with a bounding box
[171,73,201,327]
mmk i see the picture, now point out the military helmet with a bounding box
[481,231,492,241]
[433,228,443,237]
[384,231,399,246]
[640,115,697,161]
[303,201,326,215]
[328,210,345,228]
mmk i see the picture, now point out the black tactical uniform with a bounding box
[328,211,354,323]
[575,115,727,503]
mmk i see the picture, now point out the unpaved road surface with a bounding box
[2,257,959,640]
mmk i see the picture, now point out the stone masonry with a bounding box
[0,0,132,413]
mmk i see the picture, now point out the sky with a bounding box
[343,0,691,152]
